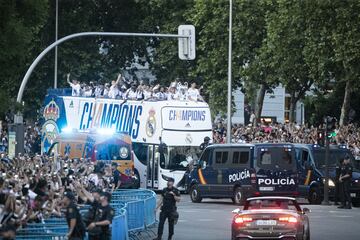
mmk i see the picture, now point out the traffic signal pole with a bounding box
[323,117,330,205]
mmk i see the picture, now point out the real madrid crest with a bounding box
[146,108,156,137]
[41,99,60,153]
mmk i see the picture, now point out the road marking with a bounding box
[198,219,215,222]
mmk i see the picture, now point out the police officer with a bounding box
[87,192,115,240]
[338,156,353,209]
[334,158,344,205]
[199,136,211,151]
[63,191,86,240]
[154,178,181,240]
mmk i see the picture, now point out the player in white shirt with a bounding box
[67,73,81,97]
[187,82,201,101]
[167,86,179,100]
[108,73,122,99]
[125,83,138,100]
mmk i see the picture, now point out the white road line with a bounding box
[198,219,215,222]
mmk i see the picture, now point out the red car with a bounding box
[231,196,310,240]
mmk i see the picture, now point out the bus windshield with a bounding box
[257,147,295,170]
[313,149,356,169]
[160,146,201,170]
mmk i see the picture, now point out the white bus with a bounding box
[41,89,213,190]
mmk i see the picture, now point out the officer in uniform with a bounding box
[334,158,344,205]
[63,191,86,240]
[199,136,211,151]
[154,178,181,240]
[338,156,353,209]
[87,192,115,240]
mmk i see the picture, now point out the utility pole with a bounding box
[54,0,59,88]
[226,0,233,143]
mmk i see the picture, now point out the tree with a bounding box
[0,0,49,118]
[265,0,313,123]
[303,0,360,126]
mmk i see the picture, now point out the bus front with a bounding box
[147,104,213,191]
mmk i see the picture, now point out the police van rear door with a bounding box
[254,144,298,195]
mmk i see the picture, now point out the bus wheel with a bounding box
[232,187,245,205]
[308,187,322,204]
[133,170,141,189]
[190,185,202,203]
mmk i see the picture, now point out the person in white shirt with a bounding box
[94,84,104,98]
[187,82,201,101]
[108,73,122,99]
[103,83,110,98]
[125,83,138,100]
[167,86,179,100]
[67,73,81,96]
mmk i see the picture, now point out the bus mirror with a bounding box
[201,161,207,169]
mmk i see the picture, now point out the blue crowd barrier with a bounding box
[16,189,156,240]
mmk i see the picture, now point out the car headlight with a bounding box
[323,178,335,187]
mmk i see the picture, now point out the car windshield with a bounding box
[96,144,130,160]
[160,146,201,170]
[245,199,300,211]
[313,149,357,169]
[257,147,295,170]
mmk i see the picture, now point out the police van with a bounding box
[294,144,360,206]
[186,143,298,204]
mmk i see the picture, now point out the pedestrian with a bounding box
[334,158,344,205]
[63,191,86,240]
[87,192,115,240]
[111,162,121,191]
[338,156,353,209]
[154,178,181,240]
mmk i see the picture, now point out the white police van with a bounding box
[186,143,298,205]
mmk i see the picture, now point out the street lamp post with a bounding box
[226,0,233,143]
[54,0,59,89]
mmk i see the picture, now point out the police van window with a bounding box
[301,150,309,167]
[133,142,148,166]
[257,147,295,170]
[313,149,356,168]
[215,151,228,164]
[232,151,249,164]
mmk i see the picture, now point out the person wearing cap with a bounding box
[200,136,211,151]
[87,191,114,240]
[154,178,181,240]
[338,156,353,209]
[63,191,86,240]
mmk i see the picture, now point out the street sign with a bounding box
[178,25,196,60]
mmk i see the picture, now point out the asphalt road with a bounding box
[156,195,360,240]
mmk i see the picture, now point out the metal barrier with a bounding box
[16,189,156,240]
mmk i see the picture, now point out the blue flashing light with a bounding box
[313,144,320,148]
[61,126,73,133]
[339,145,347,149]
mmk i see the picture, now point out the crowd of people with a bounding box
[67,73,204,102]
[212,121,360,160]
[0,152,124,239]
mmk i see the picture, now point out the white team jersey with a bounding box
[70,83,81,96]
[187,88,200,101]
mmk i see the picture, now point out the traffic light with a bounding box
[317,130,325,146]
[325,116,337,138]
